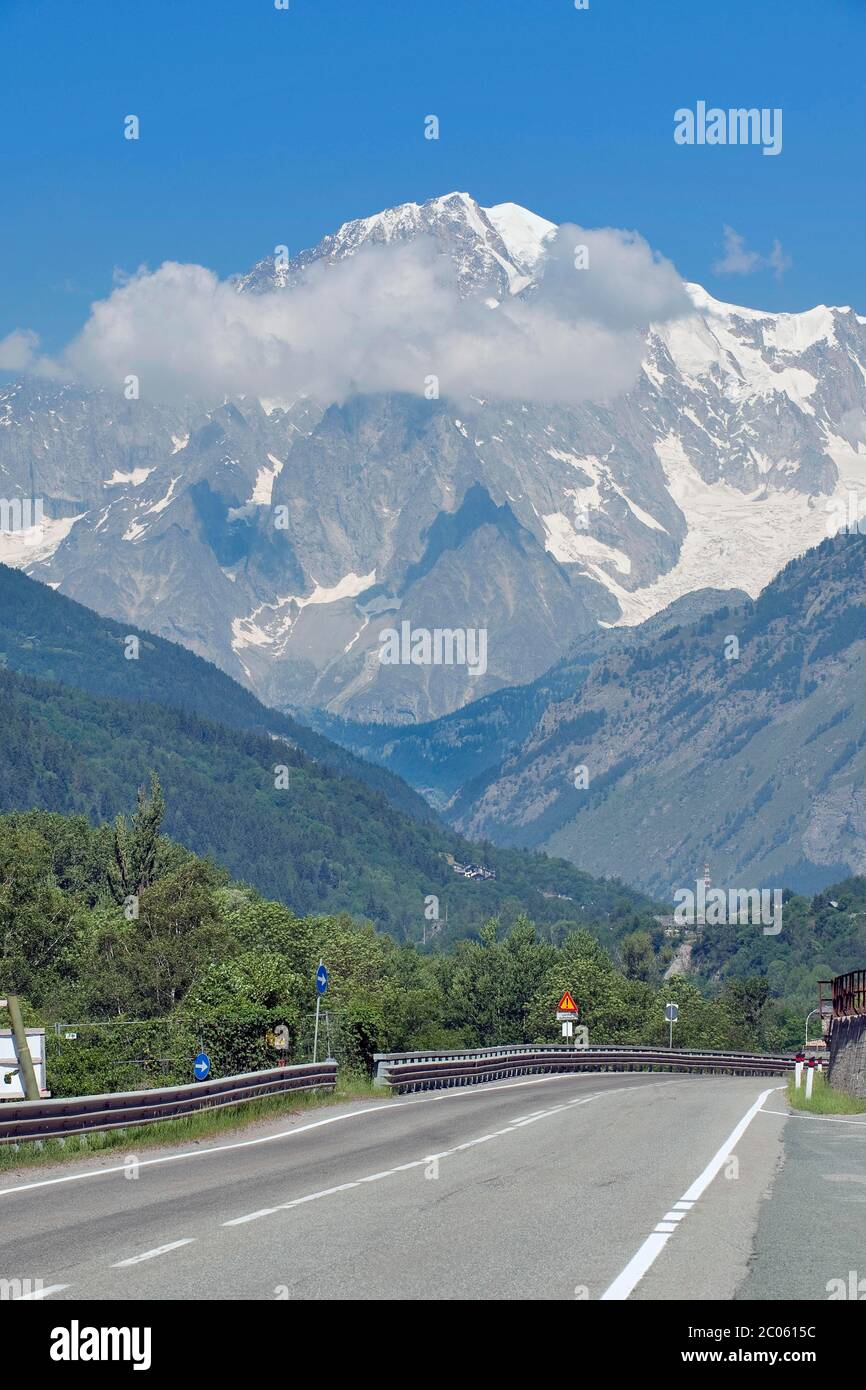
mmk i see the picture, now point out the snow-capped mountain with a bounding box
[2,191,865,722]
[236,191,555,298]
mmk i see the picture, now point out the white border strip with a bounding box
[600,1085,780,1300]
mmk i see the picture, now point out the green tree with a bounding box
[525,929,644,1042]
[438,917,557,1046]
[123,860,230,1015]
[0,820,86,1005]
[720,976,771,1048]
[619,930,656,983]
[109,773,166,902]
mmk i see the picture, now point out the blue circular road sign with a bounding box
[316,963,329,995]
[194,1052,211,1080]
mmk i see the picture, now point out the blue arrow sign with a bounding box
[194,1052,211,1080]
[316,963,329,995]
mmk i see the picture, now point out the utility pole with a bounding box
[2,994,40,1101]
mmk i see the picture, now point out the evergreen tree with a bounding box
[110,774,165,902]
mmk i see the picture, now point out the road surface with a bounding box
[1,1071,861,1300]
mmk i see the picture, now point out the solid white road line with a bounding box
[12,1283,69,1300]
[0,1073,687,1198]
[111,1239,195,1268]
[761,1107,866,1125]
[600,1084,781,1301]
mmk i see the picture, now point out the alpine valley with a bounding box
[4,191,866,900]
[330,535,866,900]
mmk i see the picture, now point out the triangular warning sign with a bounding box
[557,991,578,1013]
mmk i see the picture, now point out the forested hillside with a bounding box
[0,805,802,1099]
[0,662,656,943]
[689,879,866,1019]
[0,563,430,821]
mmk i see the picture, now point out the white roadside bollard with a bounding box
[805,1064,814,1100]
[795,1060,803,1089]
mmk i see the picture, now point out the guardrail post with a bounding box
[372,1056,390,1088]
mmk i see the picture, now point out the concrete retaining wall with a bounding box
[828,1014,866,1096]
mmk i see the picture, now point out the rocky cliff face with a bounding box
[450,535,866,898]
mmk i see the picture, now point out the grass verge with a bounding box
[786,1071,866,1114]
[0,1072,386,1174]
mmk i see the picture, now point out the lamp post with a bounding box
[804,1007,821,1051]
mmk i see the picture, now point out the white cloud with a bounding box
[18,225,691,409]
[0,328,41,372]
[713,225,791,280]
[0,328,67,380]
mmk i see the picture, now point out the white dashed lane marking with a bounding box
[221,1085,663,1228]
[12,1283,69,1300]
[111,1238,196,1268]
[0,1071,672,1199]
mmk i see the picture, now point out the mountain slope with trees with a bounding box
[0,805,807,1100]
[0,658,657,945]
[449,535,866,897]
[0,562,430,822]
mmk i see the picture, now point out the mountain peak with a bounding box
[237,190,548,299]
[484,201,557,273]
[5,194,866,727]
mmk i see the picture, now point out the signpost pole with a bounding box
[313,959,328,1063]
[556,991,579,1046]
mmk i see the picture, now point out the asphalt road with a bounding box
[4,1069,858,1302]
[738,1098,866,1302]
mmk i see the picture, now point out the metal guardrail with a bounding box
[0,1061,337,1144]
[373,1046,795,1092]
[826,970,866,1019]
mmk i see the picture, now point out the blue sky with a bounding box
[2,0,864,351]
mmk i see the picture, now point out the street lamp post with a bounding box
[804,1007,821,1051]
